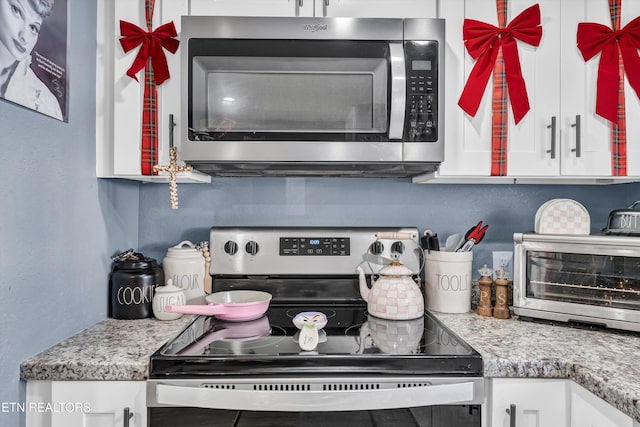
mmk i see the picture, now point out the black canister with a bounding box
[110,256,163,319]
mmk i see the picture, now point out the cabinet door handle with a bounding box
[546,116,557,159]
[571,114,581,158]
[298,0,303,6]
[123,407,133,427]
[505,403,516,427]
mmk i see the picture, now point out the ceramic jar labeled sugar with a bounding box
[162,240,206,304]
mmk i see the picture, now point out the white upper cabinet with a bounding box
[187,0,312,17]
[427,0,640,183]
[561,0,640,177]
[96,0,211,182]
[317,0,436,18]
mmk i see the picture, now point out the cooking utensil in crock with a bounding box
[165,290,272,321]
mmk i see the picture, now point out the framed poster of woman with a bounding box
[0,0,68,122]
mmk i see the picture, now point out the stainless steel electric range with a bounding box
[148,227,483,427]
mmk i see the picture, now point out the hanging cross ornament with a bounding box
[153,115,192,209]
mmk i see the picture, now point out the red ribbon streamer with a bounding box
[119,20,179,86]
[458,4,542,124]
[577,16,640,124]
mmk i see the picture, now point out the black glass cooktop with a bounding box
[150,305,482,379]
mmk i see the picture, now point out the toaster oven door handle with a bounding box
[388,42,406,140]
[154,381,477,412]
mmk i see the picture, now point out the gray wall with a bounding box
[0,1,139,426]
[138,178,640,272]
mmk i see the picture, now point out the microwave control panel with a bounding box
[404,41,438,142]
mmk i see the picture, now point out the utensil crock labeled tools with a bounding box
[357,260,424,320]
[165,290,272,321]
[162,240,207,304]
[152,279,186,321]
[425,250,472,313]
[110,256,163,319]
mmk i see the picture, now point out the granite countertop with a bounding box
[436,312,640,422]
[20,317,192,381]
[20,312,640,422]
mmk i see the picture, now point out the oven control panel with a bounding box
[209,227,420,276]
[280,237,350,256]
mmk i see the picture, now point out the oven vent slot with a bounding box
[323,383,381,391]
[397,383,432,388]
[253,384,312,391]
[203,384,236,390]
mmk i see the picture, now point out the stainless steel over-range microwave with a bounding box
[180,16,445,177]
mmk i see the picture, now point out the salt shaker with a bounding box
[493,267,511,319]
[477,264,493,317]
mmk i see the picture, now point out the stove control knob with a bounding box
[391,241,405,255]
[370,240,384,255]
[223,240,238,255]
[245,241,259,255]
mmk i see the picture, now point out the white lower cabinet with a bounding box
[485,379,638,427]
[26,381,146,427]
[570,382,635,427]
[487,378,569,427]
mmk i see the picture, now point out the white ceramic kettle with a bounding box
[357,260,424,320]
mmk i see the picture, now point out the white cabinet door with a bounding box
[26,381,146,427]
[96,0,210,182]
[560,0,616,176]
[438,0,495,177]
[506,0,561,177]
[318,0,436,18]
[438,0,562,178]
[489,378,569,427]
[570,382,634,427]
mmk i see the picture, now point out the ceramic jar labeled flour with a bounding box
[162,241,206,304]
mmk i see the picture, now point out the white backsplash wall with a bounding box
[138,178,639,271]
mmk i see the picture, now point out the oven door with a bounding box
[182,18,405,145]
[147,377,483,427]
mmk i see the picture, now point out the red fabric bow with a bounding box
[458,4,542,124]
[577,16,640,124]
[119,20,179,86]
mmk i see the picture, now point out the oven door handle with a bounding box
[388,42,406,140]
[154,381,477,412]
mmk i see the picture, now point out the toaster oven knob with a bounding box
[223,240,238,255]
[245,241,259,255]
[370,240,384,255]
[391,241,405,255]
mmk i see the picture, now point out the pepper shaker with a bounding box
[477,264,493,317]
[493,267,511,319]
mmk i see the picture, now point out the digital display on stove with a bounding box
[279,237,350,256]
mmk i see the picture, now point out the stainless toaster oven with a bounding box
[513,232,640,332]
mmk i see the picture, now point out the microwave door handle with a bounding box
[388,43,406,140]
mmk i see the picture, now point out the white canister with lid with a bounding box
[152,279,186,321]
[162,240,206,304]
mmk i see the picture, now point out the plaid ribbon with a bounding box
[141,0,158,175]
[609,0,627,176]
[119,0,179,175]
[491,0,509,176]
